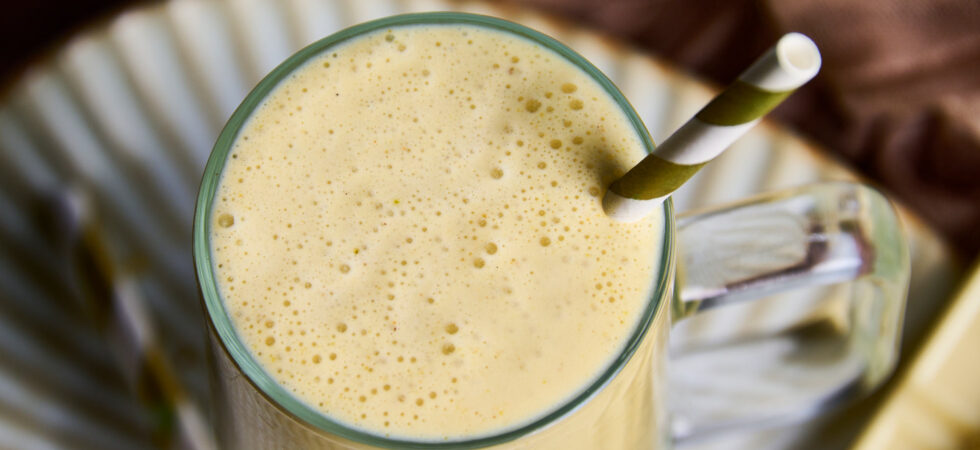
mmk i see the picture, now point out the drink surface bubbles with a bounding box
[210,23,662,440]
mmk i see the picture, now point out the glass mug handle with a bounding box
[667,181,910,443]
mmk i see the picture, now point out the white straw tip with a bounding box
[602,190,665,222]
[776,33,821,85]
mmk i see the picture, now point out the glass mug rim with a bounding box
[193,11,675,448]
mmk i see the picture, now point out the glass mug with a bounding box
[193,13,909,449]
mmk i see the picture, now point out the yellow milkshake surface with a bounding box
[210,23,663,440]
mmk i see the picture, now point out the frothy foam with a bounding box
[210,24,662,440]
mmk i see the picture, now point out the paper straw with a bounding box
[603,32,821,221]
[53,187,216,450]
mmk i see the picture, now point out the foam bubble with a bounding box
[217,213,235,228]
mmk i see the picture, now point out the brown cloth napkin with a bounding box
[518,0,980,259]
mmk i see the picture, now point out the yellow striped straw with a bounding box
[603,32,821,221]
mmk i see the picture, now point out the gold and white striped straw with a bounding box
[54,187,215,450]
[603,32,822,221]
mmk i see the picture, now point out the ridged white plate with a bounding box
[0,0,958,448]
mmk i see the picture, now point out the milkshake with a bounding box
[209,22,663,441]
